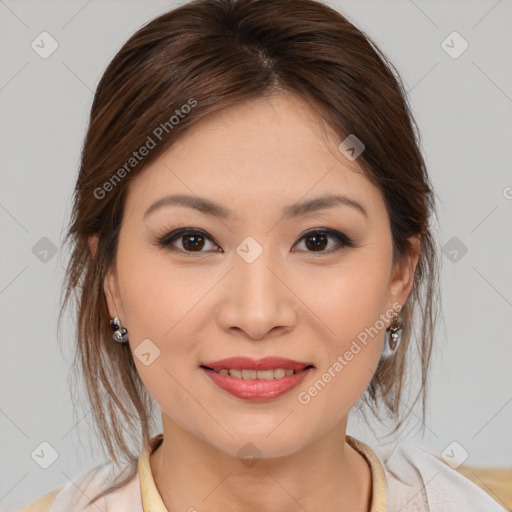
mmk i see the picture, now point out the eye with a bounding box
[157,228,220,254]
[156,227,354,255]
[292,228,354,254]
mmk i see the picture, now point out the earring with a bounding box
[109,315,129,343]
[382,308,402,358]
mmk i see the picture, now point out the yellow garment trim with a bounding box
[346,435,387,512]
[139,434,167,512]
[18,487,64,512]
[139,434,387,512]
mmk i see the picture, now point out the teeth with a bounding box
[214,368,302,379]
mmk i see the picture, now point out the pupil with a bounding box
[306,234,327,251]
[184,234,204,251]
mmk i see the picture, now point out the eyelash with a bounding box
[156,227,354,256]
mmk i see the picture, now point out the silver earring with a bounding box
[110,316,129,343]
[382,309,402,358]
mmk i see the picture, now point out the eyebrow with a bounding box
[143,193,368,221]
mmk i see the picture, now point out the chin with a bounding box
[202,427,312,462]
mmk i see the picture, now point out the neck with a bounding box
[150,416,372,512]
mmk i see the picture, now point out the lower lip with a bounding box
[201,367,313,401]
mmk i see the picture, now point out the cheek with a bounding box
[115,239,213,400]
[295,252,391,406]
[300,251,391,342]
[116,232,196,340]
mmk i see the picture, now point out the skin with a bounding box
[89,92,419,512]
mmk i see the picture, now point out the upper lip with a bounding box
[200,356,315,372]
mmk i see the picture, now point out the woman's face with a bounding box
[99,92,418,457]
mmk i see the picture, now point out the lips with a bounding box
[199,356,315,401]
[201,365,314,401]
[200,356,314,372]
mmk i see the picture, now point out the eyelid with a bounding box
[156,227,220,251]
[292,228,354,253]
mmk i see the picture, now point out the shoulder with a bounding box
[371,439,508,512]
[17,459,140,512]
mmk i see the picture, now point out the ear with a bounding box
[103,268,124,320]
[88,234,124,320]
[387,235,421,310]
[88,234,99,258]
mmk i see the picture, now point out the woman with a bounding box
[19,0,506,510]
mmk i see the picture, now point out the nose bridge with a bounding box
[233,237,283,305]
[218,235,296,338]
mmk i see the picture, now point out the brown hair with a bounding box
[59,0,441,503]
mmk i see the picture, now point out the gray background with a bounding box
[1,0,511,510]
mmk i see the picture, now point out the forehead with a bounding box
[123,93,384,224]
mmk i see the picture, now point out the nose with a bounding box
[216,246,297,341]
